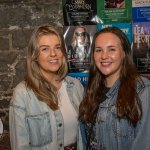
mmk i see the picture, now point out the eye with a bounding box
[109,48,116,52]
[55,46,61,50]
[40,47,49,51]
[95,48,102,53]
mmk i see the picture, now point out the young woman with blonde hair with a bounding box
[9,25,84,150]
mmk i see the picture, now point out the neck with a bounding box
[40,72,62,90]
[105,76,119,88]
[49,75,62,90]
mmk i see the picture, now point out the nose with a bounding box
[101,51,109,59]
[50,49,56,57]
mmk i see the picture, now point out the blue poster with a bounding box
[68,72,89,87]
[97,23,132,44]
[132,0,150,22]
[132,6,150,22]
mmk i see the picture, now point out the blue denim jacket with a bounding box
[9,76,84,150]
[79,77,150,150]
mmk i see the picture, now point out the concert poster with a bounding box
[62,0,97,25]
[132,0,150,22]
[132,22,150,78]
[97,23,132,44]
[63,25,97,86]
[97,0,132,23]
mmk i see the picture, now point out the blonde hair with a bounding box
[25,25,68,110]
[71,26,90,50]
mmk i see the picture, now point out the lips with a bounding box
[101,62,112,66]
[48,59,58,63]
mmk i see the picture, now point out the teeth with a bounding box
[101,62,110,65]
[49,60,57,63]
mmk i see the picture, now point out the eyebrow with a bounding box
[39,43,61,48]
[95,45,117,48]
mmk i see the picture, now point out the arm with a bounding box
[131,82,150,150]
[9,83,31,150]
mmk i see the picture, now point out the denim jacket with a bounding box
[9,76,84,150]
[79,77,150,150]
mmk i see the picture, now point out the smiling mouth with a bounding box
[101,62,112,65]
[48,59,58,63]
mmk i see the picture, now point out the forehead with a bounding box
[38,34,60,43]
[75,27,85,32]
[95,32,121,45]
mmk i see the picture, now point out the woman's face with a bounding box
[94,32,125,87]
[74,27,86,42]
[37,34,63,78]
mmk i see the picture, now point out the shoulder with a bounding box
[140,76,150,86]
[11,81,30,107]
[64,76,84,103]
[65,76,84,92]
[136,77,150,104]
[136,76,150,93]
[13,81,27,95]
[65,76,83,86]
[136,77,150,118]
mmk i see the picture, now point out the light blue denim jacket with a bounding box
[9,76,84,150]
[79,77,150,150]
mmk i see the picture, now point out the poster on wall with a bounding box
[132,0,150,22]
[132,22,150,79]
[62,0,97,25]
[97,0,132,23]
[97,23,132,44]
[64,25,97,86]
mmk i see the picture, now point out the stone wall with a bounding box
[0,1,63,149]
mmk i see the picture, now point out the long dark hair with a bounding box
[79,27,142,125]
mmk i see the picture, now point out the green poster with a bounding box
[97,0,132,23]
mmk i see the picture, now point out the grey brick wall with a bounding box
[0,1,63,149]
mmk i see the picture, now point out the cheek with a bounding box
[114,54,125,68]
[58,53,64,60]
[37,55,41,63]
[111,51,124,61]
[37,53,47,66]
[38,51,47,59]
[93,53,99,62]
[58,54,64,65]
[118,51,125,63]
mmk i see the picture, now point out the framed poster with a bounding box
[62,0,97,25]
[97,0,132,23]
[97,22,132,44]
[132,22,150,78]
[132,0,150,22]
[63,25,97,86]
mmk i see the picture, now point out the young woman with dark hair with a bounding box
[79,27,150,150]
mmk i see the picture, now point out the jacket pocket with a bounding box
[111,106,134,139]
[26,112,52,147]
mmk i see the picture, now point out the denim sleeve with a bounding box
[131,83,150,150]
[9,84,31,150]
[78,122,87,150]
[78,125,84,150]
